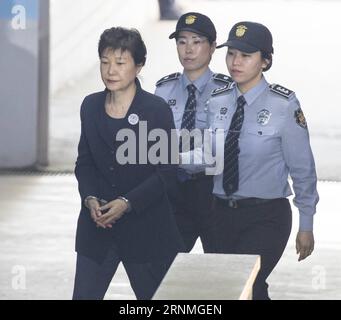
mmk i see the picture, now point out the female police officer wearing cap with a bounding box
[155,12,233,253]
[208,21,319,299]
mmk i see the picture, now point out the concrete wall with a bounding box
[0,0,156,168]
[0,0,41,168]
[50,0,158,95]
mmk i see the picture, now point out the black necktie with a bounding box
[223,95,246,196]
[179,84,197,152]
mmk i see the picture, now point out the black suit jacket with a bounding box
[75,79,184,264]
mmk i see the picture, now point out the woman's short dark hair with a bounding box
[98,27,147,66]
[261,51,272,72]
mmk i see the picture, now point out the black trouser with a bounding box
[72,243,173,300]
[211,197,292,300]
[173,175,217,253]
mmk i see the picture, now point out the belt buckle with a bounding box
[228,199,238,209]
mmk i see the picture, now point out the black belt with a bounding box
[213,196,278,209]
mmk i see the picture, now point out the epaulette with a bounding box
[212,73,233,84]
[269,84,294,99]
[156,72,181,87]
[211,82,234,97]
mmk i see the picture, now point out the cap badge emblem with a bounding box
[185,15,197,25]
[236,25,248,37]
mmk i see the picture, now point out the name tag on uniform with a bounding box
[168,99,176,107]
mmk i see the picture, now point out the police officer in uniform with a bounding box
[208,21,319,299]
[155,12,233,252]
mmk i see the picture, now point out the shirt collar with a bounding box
[236,76,269,106]
[181,68,213,93]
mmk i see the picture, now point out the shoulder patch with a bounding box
[294,107,307,129]
[211,82,234,97]
[212,73,233,84]
[269,84,294,99]
[156,72,181,87]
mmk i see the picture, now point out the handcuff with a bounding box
[84,195,131,212]
[84,196,107,209]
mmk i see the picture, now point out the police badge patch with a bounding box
[295,108,307,129]
[257,109,271,125]
[220,107,228,115]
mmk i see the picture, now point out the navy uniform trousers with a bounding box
[72,242,172,300]
[174,174,217,253]
[212,197,292,300]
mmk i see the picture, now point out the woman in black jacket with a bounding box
[72,27,184,300]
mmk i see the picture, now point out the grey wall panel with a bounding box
[0,0,48,168]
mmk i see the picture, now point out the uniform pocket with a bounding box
[241,126,279,158]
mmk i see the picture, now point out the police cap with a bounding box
[217,21,273,54]
[169,12,216,42]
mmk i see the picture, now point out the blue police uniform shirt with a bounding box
[208,76,319,231]
[155,68,232,173]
